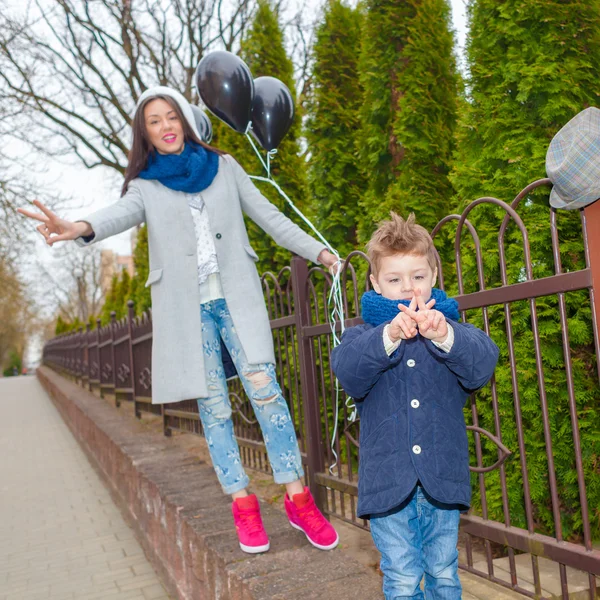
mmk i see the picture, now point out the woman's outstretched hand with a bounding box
[17,200,92,246]
[318,249,342,275]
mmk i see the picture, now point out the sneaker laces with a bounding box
[239,511,264,535]
[298,503,326,533]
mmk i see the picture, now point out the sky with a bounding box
[25,0,467,257]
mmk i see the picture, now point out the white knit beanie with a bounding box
[135,86,202,141]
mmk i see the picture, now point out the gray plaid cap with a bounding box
[545,106,600,210]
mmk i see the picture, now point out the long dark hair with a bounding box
[121,95,226,196]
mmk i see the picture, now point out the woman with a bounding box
[19,86,339,554]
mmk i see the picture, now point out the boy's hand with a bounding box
[388,296,419,342]
[398,290,448,343]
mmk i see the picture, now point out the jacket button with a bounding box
[216,233,222,239]
[407,359,416,367]
[411,399,420,409]
[412,445,422,455]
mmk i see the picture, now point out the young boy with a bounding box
[331,213,499,600]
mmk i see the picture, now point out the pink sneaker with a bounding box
[285,487,339,550]
[232,494,270,554]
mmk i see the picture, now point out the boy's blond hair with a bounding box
[366,212,437,276]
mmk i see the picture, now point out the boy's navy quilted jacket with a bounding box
[331,320,499,519]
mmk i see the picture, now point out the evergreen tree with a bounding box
[99,266,130,325]
[212,0,311,274]
[115,269,131,321]
[55,315,67,335]
[451,0,600,540]
[131,225,151,316]
[2,349,22,377]
[357,0,459,241]
[128,274,139,317]
[101,274,120,326]
[305,0,365,258]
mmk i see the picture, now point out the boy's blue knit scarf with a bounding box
[139,141,219,193]
[361,288,460,327]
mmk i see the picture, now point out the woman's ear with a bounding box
[369,273,381,294]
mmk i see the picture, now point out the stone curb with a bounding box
[37,367,383,600]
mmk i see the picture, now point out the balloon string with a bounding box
[244,123,270,174]
[244,131,357,475]
[267,149,277,179]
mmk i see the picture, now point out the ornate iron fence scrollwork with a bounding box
[466,425,512,473]
[117,364,130,384]
[138,367,151,391]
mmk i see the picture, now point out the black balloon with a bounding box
[190,105,213,144]
[250,77,295,151]
[195,51,254,133]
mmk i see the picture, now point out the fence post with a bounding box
[94,318,101,394]
[110,312,118,407]
[84,323,91,390]
[583,200,600,354]
[162,404,170,437]
[65,332,70,376]
[290,255,326,511]
[77,326,83,384]
[126,301,140,419]
[67,331,72,377]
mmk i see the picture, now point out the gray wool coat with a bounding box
[75,154,325,404]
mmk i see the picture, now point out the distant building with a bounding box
[99,227,138,298]
[100,250,134,296]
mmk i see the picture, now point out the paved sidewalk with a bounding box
[0,376,172,600]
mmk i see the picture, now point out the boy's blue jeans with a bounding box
[196,299,304,494]
[370,486,462,600]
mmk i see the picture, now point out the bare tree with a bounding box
[0,256,35,370]
[1,0,321,363]
[0,161,65,260]
[33,244,105,325]
[280,0,320,108]
[0,99,64,258]
[0,0,254,175]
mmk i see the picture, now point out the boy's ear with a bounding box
[369,273,381,294]
[432,267,438,289]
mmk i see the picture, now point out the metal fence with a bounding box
[44,179,600,599]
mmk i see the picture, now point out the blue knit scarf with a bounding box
[361,288,460,327]
[139,141,219,193]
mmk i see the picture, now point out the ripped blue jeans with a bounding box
[197,298,304,494]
